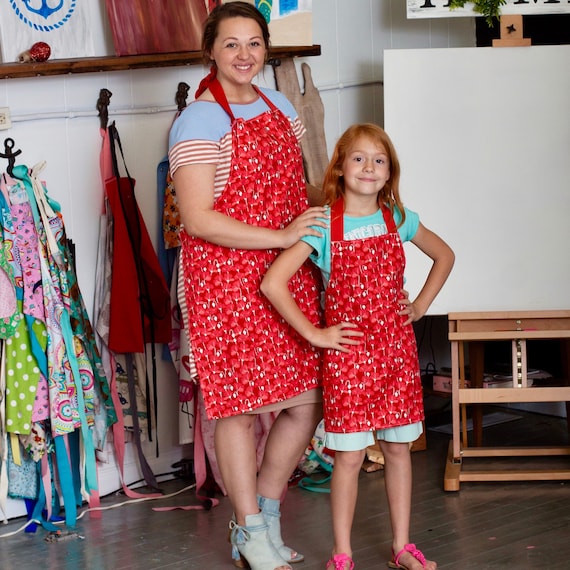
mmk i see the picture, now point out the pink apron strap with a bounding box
[151,395,220,512]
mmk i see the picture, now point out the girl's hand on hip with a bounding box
[398,288,425,325]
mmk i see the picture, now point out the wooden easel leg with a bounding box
[444,440,461,492]
[469,341,485,447]
[562,339,570,435]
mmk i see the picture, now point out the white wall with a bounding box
[0,0,475,518]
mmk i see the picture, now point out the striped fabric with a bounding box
[168,117,305,199]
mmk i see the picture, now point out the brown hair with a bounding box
[322,123,406,226]
[201,1,271,64]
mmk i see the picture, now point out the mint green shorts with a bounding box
[324,421,423,452]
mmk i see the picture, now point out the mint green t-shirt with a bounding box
[302,205,419,288]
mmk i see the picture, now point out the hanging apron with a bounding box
[323,199,424,433]
[181,80,323,419]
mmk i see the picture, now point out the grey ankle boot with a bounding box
[258,495,304,563]
[229,512,291,570]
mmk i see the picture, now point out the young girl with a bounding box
[261,124,454,570]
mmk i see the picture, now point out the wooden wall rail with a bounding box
[0,45,321,80]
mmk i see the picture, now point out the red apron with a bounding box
[181,81,322,419]
[323,199,424,433]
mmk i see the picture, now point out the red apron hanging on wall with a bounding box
[102,122,172,354]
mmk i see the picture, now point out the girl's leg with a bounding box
[329,448,366,565]
[379,441,437,570]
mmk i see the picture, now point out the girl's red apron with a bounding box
[180,81,322,419]
[323,199,424,433]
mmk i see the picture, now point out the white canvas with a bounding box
[0,0,94,63]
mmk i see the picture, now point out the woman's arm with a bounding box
[400,222,455,324]
[261,241,362,352]
[174,163,328,250]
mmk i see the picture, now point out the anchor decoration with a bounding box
[6,0,76,33]
[22,0,64,20]
[0,0,94,63]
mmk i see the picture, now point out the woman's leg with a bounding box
[379,441,436,570]
[329,448,365,563]
[256,403,322,563]
[216,414,291,570]
[215,414,260,524]
[257,403,322,498]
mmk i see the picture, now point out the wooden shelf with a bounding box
[0,45,321,80]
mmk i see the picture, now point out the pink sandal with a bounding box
[387,543,426,569]
[326,553,354,570]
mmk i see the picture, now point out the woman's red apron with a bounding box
[180,81,322,419]
[323,199,424,433]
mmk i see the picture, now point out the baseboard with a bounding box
[1,443,191,521]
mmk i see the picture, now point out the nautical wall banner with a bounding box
[0,0,94,63]
[407,1,570,19]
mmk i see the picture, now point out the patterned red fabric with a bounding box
[181,85,323,419]
[323,199,424,433]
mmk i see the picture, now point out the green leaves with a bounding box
[448,0,507,27]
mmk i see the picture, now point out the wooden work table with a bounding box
[443,310,570,491]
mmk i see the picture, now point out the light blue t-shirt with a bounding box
[302,205,419,287]
[168,87,299,148]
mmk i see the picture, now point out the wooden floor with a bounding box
[0,404,569,569]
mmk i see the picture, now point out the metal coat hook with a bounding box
[0,138,22,177]
[96,88,113,130]
[175,82,190,112]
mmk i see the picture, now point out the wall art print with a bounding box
[223,0,313,46]
[406,0,570,19]
[0,0,94,63]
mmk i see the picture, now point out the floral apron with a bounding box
[181,80,322,419]
[323,199,424,433]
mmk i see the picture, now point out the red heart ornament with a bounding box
[29,42,51,62]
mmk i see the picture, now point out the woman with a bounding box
[168,3,326,570]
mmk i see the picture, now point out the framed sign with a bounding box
[407,0,570,19]
[0,0,95,63]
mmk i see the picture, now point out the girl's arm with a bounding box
[174,163,328,250]
[261,241,362,352]
[400,222,455,324]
